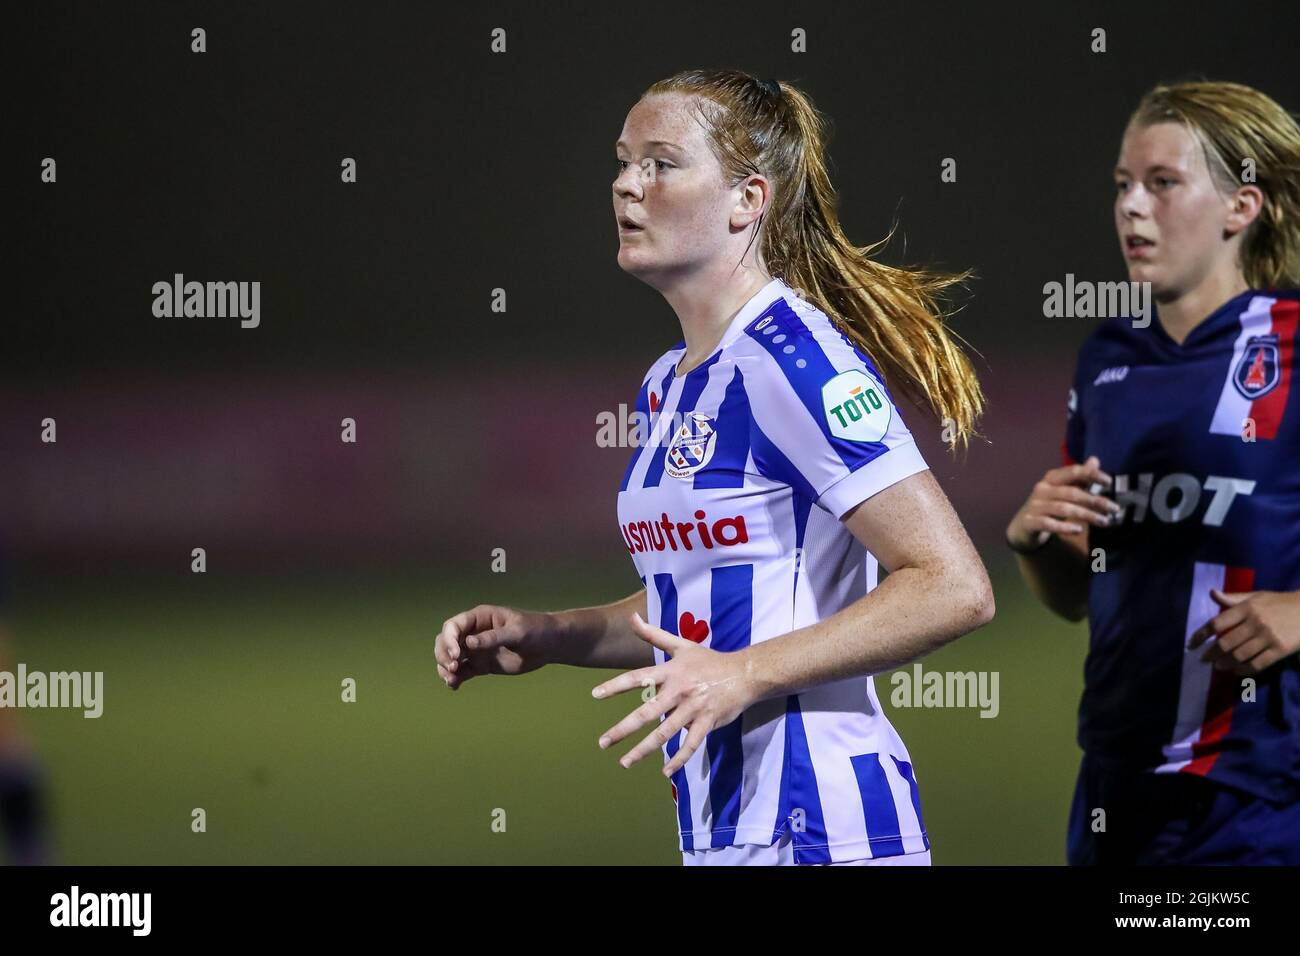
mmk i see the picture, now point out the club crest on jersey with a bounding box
[664,413,718,478]
[822,369,891,442]
[1232,335,1280,400]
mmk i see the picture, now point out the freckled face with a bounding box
[613,93,742,282]
[1114,121,1237,298]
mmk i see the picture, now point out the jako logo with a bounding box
[1093,366,1129,386]
[1111,473,1255,526]
[50,885,151,936]
[621,510,748,554]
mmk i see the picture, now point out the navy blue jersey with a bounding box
[1064,289,1300,802]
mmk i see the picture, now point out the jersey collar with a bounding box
[1149,288,1264,352]
[676,280,785,366]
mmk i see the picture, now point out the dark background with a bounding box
[2,0,1296,863]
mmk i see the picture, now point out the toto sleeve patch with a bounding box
[821,368,891,442]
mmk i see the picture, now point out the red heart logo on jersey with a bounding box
[649,391,659,413]
[678,612,709,643]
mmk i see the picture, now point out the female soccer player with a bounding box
[437,70,994,865]
[1007,81,1300,864]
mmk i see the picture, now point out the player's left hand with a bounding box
[591,611,756,775]
[1188,589,1300,675]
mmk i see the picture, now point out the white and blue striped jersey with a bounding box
[617,276,932,863]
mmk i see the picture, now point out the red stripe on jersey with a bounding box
[1182,566,1255,778]
[1061,436,1077,467]
[1249,299,1298,439]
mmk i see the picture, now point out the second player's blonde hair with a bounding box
[1129,80,1300,290]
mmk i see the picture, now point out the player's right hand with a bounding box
[1006,455,1122,552]
[435,604,557,690]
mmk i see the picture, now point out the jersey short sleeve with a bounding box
[742,312,929,520]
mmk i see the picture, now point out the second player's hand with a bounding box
[1006,455,1121,551]
[1188,588,1300,675]
[591,612,755,775]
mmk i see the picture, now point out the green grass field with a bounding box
[5,557,1086,864]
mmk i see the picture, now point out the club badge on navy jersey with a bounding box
[665,413,718,478]
[822,369,891,442]
[1233,334,1281,400]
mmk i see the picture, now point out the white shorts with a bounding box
[682,830,932,866]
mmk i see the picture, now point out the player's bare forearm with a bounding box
[1014,531,1091,622]
[731,470,993,703]
[1007,458,1113,622]
[737,560,994,703]
[548,589,655,670]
